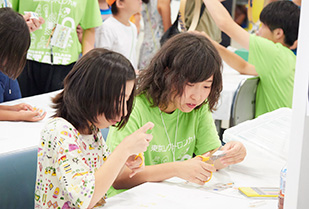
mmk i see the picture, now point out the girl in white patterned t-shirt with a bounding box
[35,48,154,209]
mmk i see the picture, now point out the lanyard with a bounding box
[159,109,180,162]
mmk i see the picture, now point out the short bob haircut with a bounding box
[0,8,30,79]
[137,33,222,112]
[53,48,136,132]
[260,1,300,47]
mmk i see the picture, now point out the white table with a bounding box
[100,108,291,209]
[0,90,60,155]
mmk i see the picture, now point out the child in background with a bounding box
[95,0,141,69]
[107,33,246,194]
[35,48,154,208]
[201,0,300,117]
[0,8,45,121]
[138,0,171,70]
[99,0,112,21]
[78,0,112,44]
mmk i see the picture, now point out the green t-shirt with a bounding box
[12,0,101,65]
[107,93,221,165]
[1,0,12,7]
[249,35,296,117]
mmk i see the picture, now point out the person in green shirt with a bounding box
[200,0,300,117]
[12,0,102,97]
[107,33,246,194]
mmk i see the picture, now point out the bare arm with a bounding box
[0,109,45,121]
[191,30,257,75]
[203,0,250,50]
[113,156,216,189]
[157,0,172,32]
[88,122,154,208]
[212,39,257,75]
[82,27,95,56]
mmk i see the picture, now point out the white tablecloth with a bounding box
[100,109,291,209]
[0,90,60,154]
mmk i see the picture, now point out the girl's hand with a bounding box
[18,110,46,122]
[23,13,45,32]
[125,154,145,178]
[11,103,33,111]
[219,141,246,165]
[121,122,154,155]
[176,155,216,185]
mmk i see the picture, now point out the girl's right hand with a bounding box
[122,122,154,156]
[176,156,217,185]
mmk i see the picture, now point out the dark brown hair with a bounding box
[53,48,136,132]
[137,33,222,112]
[0,8,30,79]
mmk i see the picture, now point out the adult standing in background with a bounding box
[12,0,102,97]
[138,0,171,70]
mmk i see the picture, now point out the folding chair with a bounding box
[230,76,260,127]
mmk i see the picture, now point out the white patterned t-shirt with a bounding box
[35,117,110,209]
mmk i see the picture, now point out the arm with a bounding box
[0,109,46,121]
[113,156,216,189]
[88,122,154,208]
[203,0,250,50]
[157,0,172,32]
[0,103,46,122]
[191,31,257,75]
[82,27,95,56]
[211,37,257,75]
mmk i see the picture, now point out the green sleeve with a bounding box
[106,103,143,152]
[194,105,221,155]
[11,0,19,11]
[79,0,102,30]
[249,35,278,77]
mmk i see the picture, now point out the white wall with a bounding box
[285,1,309,208]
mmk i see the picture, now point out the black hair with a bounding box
[260,1,300,47]
[53,48,136,132]
[0,7,30,79]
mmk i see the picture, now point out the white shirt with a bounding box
[95,16,138,69]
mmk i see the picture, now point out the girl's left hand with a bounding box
[125,154,145,178]
[219,141,246,165]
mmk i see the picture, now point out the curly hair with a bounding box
[137,33,222,112]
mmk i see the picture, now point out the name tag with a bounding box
[51,24,72,49]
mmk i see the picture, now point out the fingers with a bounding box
[137,122,154,143]
[220,142,246,165]
[32,111,46,122]
[138,122,154,134]
[129,166,144,178]
[23,13,31,21]
[26,17,44,32]
[22,103,33,111]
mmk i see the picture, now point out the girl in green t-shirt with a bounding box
[107,33,247,190]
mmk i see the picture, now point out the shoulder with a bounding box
[42,118,79,139]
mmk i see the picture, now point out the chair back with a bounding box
[0,147,37,209]
[230,76,260,127]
